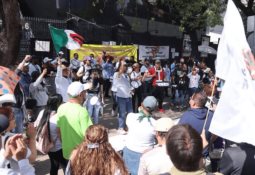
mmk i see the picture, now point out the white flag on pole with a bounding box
[209,0,255,146]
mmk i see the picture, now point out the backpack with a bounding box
[35,115,54,154]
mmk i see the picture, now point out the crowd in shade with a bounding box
[0,50,254,175]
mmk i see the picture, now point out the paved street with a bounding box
[34,96,185,175]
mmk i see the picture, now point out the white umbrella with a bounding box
[198,45,217,55]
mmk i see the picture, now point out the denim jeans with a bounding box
[117,97,133,129]
[12,107,24,133]
[189,87,198,97]
[85,94,102,124]
[123,147,142,175]
[177,90,186,106]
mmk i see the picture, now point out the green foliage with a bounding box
[161,0,225,31]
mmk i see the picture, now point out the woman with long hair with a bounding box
[34,94,67,175]
[67,125,128,175]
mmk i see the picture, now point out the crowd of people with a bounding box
[0,51,254,175]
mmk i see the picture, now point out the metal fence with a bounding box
[19,17,67,59]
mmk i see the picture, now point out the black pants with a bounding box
[152,86,164,109]
[132,86,142,112]
[103,79,111,97]
[48,149,68,175]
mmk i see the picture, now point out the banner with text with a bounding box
[139,45,169,60]
[70,44,138,62]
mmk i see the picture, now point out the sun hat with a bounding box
[154,117,174,132]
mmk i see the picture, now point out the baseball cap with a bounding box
[43,57,52,64]
[154,117,174,132]
[58,51,64,55]
[142,96,158,112]
[67,81,92,97]
[0,114,9,134]
[24,62,30,67]
[155,60,161,64]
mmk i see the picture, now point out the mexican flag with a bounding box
[49,25,84,52]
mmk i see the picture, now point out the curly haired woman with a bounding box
[66,125,128,175]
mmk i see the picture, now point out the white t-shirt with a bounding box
[29,76,48,106]
[114,73,132,98]
[188,73,200,88]
[77,65,91,82]
[126,113,156,153]
[138,145,173,175]
[130,71,142,88]
[55,66,72,102]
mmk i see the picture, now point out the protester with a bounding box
[130,63,142,112]
[29,69,48,120]
[176,72,188,110]
[85,66,104,124]
[69,53,81,73]
[110,65,119,117]
[123,96,158,175]
[0,114,35,175]
[66,125,128,175]
[56,81,93,159]
[166,124,222,175]
[113,62,133,134]
[42,57,57,96]
[164,62,171,97]
[178,91,213,143]
[138,117,174,175]
[34,94,68,175]
[102,55,114,98]
[55,58,72,102]
[148,60,165,112]
[187,68,200,97]
[28,56,41,76]
[141,59,152,99]
[16,55,32,98]
[76,56,92,83]
[11,83,26,133]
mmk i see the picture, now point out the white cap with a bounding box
[154,118,174,132]
[24,62,30,66]
[59,51,64,55]
[43,57,52,64]
[67,81,92,97]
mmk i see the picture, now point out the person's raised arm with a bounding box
[32,69,47,87]
[16,55,31,72]
[26,123,37,164]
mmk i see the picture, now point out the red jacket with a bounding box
[148,66,165,86]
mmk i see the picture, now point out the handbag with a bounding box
[35,116,54,154]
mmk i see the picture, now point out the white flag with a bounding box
[209,0,255,146]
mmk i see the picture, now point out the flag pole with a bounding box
[202,76,218,130]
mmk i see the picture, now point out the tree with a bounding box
[154,0,225,58]
[0,0,21,66]
[233,0,255,16]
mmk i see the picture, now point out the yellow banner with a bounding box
[70,44,138,62]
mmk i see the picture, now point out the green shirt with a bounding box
[57,102,92,159]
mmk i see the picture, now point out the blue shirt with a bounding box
[102,62,114,79]
[16,69,31,98]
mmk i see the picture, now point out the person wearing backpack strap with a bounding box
[34,94,67,175]
[76,56,92,83]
